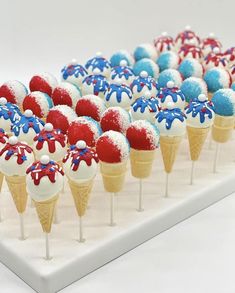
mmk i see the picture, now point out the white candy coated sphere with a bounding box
[93,68,101,75]
[198,94,207,102]
[9,136,18,145]
[96,52,103,57]
[40,155,50,165]
[76,140,87,149]
[0,97,7,105]
[140,71,148,78]
[213,47,220,54]
[120,60,128,67]
[209,32,215,38]
[167,81,175,89]
[44,123,53,132]
[24,109,33,117]
[161,32,168,36]
[71,58,77,65]
[185,25,191,30]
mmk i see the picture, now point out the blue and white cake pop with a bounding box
[110,50,134,67]
[0,97,21,133]
[85,52,111,77]
[211,89,235,116]
[204,67,232,94]
[61,59,88,87]
[178,58,203,79]
[133,58,159,78]
[105,80,133,109]
[131,71,158,100]
[110,60,135,85]
[231,82,235,91]
[157,51,180,72]
[181,77,208,103]
[158,69,183,88]
[130,91,160,123]
[82,69,109,99]
[157,81,185,110]
[134,43,158,62]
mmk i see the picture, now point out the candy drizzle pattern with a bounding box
[154,36,174,52]
[26,161,64,186]
[34,129,67,153]
[204,53,227,67]
[61,64,87,80]
[105,84,132,103]
[132,97,160,113]
[0,128,8,144]
[0,142,33,165]
[83,75,109,96]
[179,45,202,59]
[158,87,185,104]
[110,66,134,80]
[131,76,157,93]
[63,145,99,171]
[12,114,45,136]
[0,102,21,122]
[156,108,186,130]
[185,99,215,123]
[85,57,111,72]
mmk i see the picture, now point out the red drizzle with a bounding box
[26,160,64,186]
[0,129,8,144]
[0,142,33,165]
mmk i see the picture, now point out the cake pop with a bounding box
[201,33,222,56]
[204,67,231,96]
[157,51,180,72]
[158,81,185,110]
[204,47,228,70]
[158,69,183,88]
[181,77,208,103]
[110,50,134,67]
[109,60,135,85]
[29,73,58,96]
[0,97,21,133]
[178,44,202,61]
[85,52,111,77]
[0,80,28,105]
[133,58,159,78]
[175,26,200,48]
[154,32,175,53]
[178,58,203,79]
[61,59,88,87]
[133,43,158,62]
[131,71,158,100]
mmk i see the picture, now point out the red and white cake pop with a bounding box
[22,91,53,119]
[154,32,175,53]
[33,123,67,162]
[51,82,82,108]
[0,80,28,105]
[67,116,102,146]
[100,106,131,134]
[46,105,77,133]
[204,47,228,70]
[201,33,222,56]
[29,73,58,96]
[75,95,106,122]
[175,26,200,48]
[178,44,202,61]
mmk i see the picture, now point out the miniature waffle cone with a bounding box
[0,172,4,192]
[187,126,210,161]
[208,92,213,101]
[68,179,93,217]
[130,148,155,178]
[160,136,182,173]
[33,195,58,233]
[212,115,235,143]
[100,161,127,193]
[5,175,28,214]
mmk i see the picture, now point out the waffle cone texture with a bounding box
[212,115,235,143]
[130,148,155,178]
[5,175,28,214]
[187,126,209,161]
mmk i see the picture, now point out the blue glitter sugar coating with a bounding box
[180,79,204,103]
[158,69,180,88]
[211,90,235,116]
[157,52,171,72]
[204,69,223,93]
[178,59,195,79]
[110,51,132,67]
[133,59,156,78]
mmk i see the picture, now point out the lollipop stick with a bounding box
[213,143,220,173]
[45,233,51,260]
[110,193,116,226]
[190,161,195,185]
[79,216,85,242]
[137,179,144,212]
[165,173,169,197]
[19,213,26,240]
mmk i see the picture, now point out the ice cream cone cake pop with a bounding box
[155,102,186,196]
[100,106,131,134]
[134,43,158,62]
[67,116,102,146]
[85,52,111,77]
[133,58,159,78]
[11,109,44,145]
[175,26,200,48]
[130,92,160,123]
[61,60,88,87]
[82,69,109,99]
[109,60,135,86]
[22,91,53,120]
[158,81,186,110]
[158,69,183,88]
[131,71,158,100]
[51,82,82,108]
[181,77,208,103]
[46,105,77,133]
[178,58,203,79]
[201,33,222,56]
[185,94,215,183]
[157,51,180,72]
[96,130,130,225]
[105,81,133,109]
[63,140,99,241]
[154,32,175,53]
[110,50,134,67]
[0,136,34,239]
[0,80,28,105]
[29,73,58,96]
[75,95,106,122]
[0,97,21,133]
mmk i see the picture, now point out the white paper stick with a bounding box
[45,233,51,260]
[137,179,144,212]
[165,173,169,197]
[190,161,195,185]
[213,143,219,173]
[79,216,85,242]
[110,193,116,226]
[19,213,26,240]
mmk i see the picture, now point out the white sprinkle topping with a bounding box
[9,136,18,145]
[44,123,53,132]
[40,155,50,165]
[24,109,33,118]
[76,140,86,149]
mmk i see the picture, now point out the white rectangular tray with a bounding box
[0,137,235,293]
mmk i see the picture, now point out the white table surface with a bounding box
[1,192,235,293]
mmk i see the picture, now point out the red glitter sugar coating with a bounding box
[0,85,17,104]
[46,110,69,133]
[29,76,53,96]
[22,94,43,118]
[34,129,66,153]
[51,88,73,107]
[126,125,155,151]
[101,109,124,133]
[0,142,33,165]
[75,99,100,121]
[96,136,122,163]
[67,121,96,147]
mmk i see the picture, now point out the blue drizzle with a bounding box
[130,76,157,93]
[155,108,186,130]
[12,114,45,136]
[85,57,111,72]
[105,84,132,103]
[82,75,109,95]
[132,97,159,113]
[158,87,185,103]
[185,98,214,123]
[61,64,87,80]
[0,102,21,123]
[110,66,134,81]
